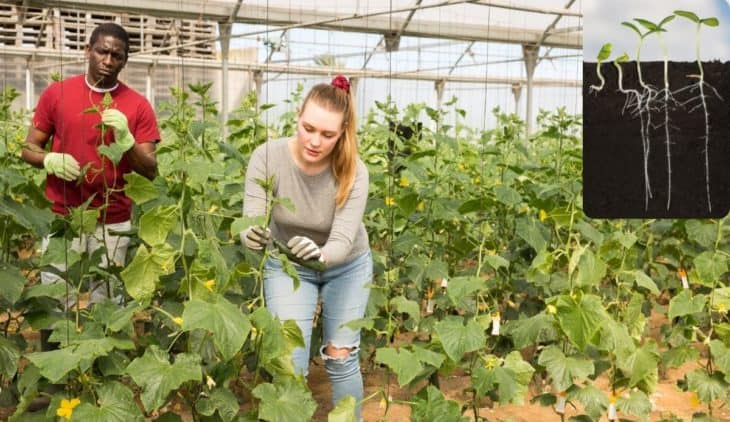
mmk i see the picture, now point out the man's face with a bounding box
[85,35,127,86]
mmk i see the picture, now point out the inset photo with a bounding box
[583,0,730,218]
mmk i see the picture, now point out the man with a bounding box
[21,22,160,307]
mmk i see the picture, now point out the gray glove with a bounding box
[242,225,271,250]
[287,236,323,261]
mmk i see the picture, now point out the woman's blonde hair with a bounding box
[300,79,358,208]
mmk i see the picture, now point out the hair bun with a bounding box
[331,75,350,93]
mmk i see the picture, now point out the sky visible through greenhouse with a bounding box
[223,0,583,129]
[584,0,730,61]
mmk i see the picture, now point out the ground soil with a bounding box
[583,61,730,218]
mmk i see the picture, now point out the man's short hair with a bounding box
[89,23,130,59]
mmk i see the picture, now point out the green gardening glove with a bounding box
[101,109,136,152]
[43,152,80,181]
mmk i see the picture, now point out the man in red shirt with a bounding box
[21,22,160,308]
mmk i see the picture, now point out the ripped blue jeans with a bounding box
[264,250,372,420]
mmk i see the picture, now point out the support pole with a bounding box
[219,21,232,139]
[349,77,359,102]
[145,63,155,106]
[25,64,33,110]
[435,78,445,109]
[511,83,522,116]
[253,70,263,106]
[522,44,538,138]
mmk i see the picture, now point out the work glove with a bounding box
[287,236,324,261]
[43,152,80,181]
[101,109,136,152]
[242,225,271,250]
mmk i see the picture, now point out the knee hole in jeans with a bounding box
[321,341,359,362]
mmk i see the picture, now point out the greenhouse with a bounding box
[0,0,727,421]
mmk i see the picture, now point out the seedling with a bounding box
[673,10,722,213]
[589,43,612,93]
[635,16,676,210]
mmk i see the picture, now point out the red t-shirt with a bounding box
[32,75,160,223]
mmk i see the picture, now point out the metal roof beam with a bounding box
[6,47,580,87]
[13,0,581,49]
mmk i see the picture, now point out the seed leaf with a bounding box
[597,43,612,62]
[634,18,658,31]
[701,17,719,27]
[621,21,643,37]
[674,10,699,23]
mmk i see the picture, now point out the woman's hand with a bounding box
[242,225,271,250]
[287,236,324,261]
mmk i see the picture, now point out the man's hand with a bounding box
[287,236,324,261]
[101,109,135,152]
[43,152,80,181]
[242,225,271,250]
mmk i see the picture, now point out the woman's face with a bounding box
[295,100,344,168]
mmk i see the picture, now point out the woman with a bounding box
[241,75,371,419]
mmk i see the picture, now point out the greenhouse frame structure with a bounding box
[1,0,582,134]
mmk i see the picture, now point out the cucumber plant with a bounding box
[673,10,722,214]
[589,43,612,93]
[634,16,676,210]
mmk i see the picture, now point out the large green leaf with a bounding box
[691,252,728,287]
[616,390,652,419]
[182,297,251,360]
[685,220,717,248]
[26,348,82,383]
[252,379,317,422]
[661,345,699,369]
[473,352,534,404]
[411,385,469,422]
[494,185,522,207]
[39,237,81,268]
[434,316,486,362]
[375,347,424,386]
[631,270,660,295]
[0,264,25,305]
[617,340,658,390]
[446,276,484,308]
[515,216,548,252]
[138,205,178,245]
[506,312,558,348]
[71,381,143,421]
[194,387,240,422]
[537,345,594,391]
[0,336,20,379]
[120,243,176,300]
[123,172,159,205]
[686,369,728,404]
[389,296,421,324]
[125,346,201,412]
[709,340,730,382]
[328,395,356,422]
[411,344,445,368]
[250,307,302,377]
[668,290,707,319]
[551,294,609,350]
[567,384,609,420]
[574,249,607,288]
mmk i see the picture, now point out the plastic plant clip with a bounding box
[554,391,567,414]
[608,395,618,420]
[678,268,689,289]
[426,299,434,314]
[440,278,448,289]
[491,312,501,336]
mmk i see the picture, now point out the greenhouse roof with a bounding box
[14,0,582,85]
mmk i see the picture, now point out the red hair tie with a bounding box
[331,75,350,93]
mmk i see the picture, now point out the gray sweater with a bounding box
[243,138,370,267]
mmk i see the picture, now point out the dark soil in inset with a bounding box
[583,61,730,218]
